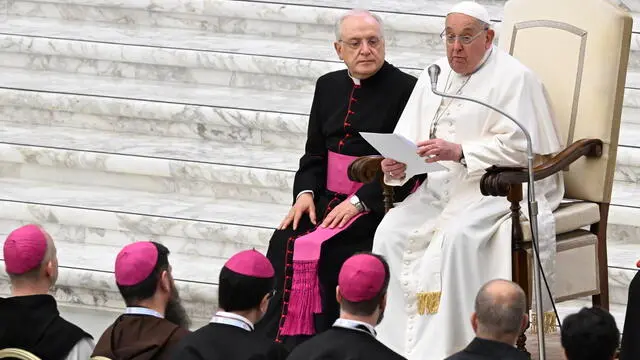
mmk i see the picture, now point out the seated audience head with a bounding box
[334,9,386,79]
[3,224,58,294]
[444,1,495,75]
[218,249,276,323]
[336,252,390,325]
[561,307,620,360]
[472,279,528,345]
[115,241,190,328]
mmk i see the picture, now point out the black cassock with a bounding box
[620,269,640,360]
[286,326,406,360]
[254,61,420,349]
[170,323,288,360]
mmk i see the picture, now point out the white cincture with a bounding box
[210,311,254,332]
[125,307,164,319]
[333,318,377,337]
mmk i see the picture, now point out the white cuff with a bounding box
[296,190,314,200]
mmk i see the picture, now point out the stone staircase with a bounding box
[0,0,636,335]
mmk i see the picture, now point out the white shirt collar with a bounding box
[125,307,164,319]
[210,311,254,332]
[348,71,361,85]
[333,318,377,337]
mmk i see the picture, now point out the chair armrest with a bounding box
[480,138,603,197]
[348,155,384,183]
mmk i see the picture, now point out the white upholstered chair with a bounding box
[478,0,632,352]
[349,0,632,355]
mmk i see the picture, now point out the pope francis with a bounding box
[372,1,564,359]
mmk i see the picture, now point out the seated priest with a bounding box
[371,2,564,359]
[92,241,191,360]
[287,253,406,360]
[0,224,94,360]
[254,8,422,349]
[171,250,288,360]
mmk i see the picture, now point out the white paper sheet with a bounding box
[360,132,448,178]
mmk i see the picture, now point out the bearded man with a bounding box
[92,241,191,360]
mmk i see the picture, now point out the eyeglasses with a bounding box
[339,37,383,50]
[440,29,488,45]
[267,289,277,299]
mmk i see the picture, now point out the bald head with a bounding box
[474,279,527,339]
[334,9,384,41]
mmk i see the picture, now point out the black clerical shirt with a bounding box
[293,61,418,213]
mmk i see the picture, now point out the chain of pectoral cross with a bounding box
[429,69,473,139]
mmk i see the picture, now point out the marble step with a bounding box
[0,67,312,149]
[0,177,285,257]
[0,123,297,204]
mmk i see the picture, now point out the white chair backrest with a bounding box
[499,0,632,202]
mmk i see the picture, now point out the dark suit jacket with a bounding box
[445,337,529,360]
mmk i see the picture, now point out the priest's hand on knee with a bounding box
[416,139,462,163]
[381,158,407,180]
[278,193,317,230]
[320,199,360,229]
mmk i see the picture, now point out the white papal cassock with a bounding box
[372,45,565,360]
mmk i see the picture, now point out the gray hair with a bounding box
[475,279,527,336]
[335,9,384,41]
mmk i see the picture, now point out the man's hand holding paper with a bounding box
[416,139,463,163]
[359,132,448,180]
[381,158,407,181]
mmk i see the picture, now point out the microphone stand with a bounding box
[428,65,548,360]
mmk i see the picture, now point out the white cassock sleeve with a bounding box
[65,337,95,360]
[461,69,563,176]
[383,67,433,187]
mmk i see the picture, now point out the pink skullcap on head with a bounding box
[3,224,49,275]
[338,254,386,302]
[224,249,274,278]
[115,242,158,286]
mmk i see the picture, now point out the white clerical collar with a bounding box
[125,307,164,319]
[348,71,361,85]
[333,318,377,337]
[210,311,254,332]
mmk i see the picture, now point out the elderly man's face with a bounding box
[334,14,385,79]
[443,13,494,75]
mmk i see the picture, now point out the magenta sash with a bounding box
[280,151,367,336]
[326,151,363,195]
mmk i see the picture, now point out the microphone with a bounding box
[428,65,441,91]
[428,63,552,359]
